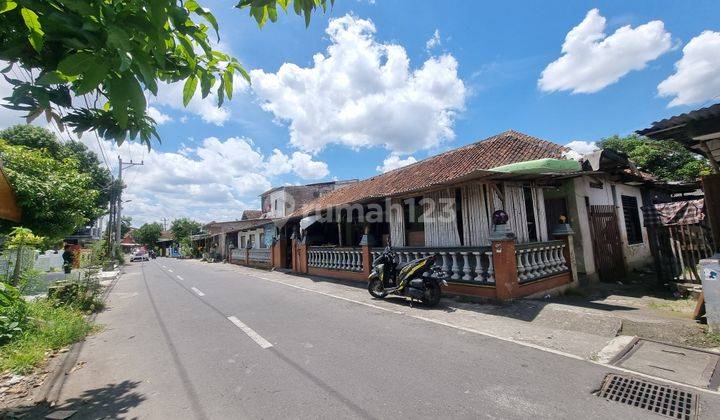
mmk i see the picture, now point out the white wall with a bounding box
[572,174,652,279]
[238,228,266,249]
[267,190,290,217]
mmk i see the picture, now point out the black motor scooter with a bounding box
[367,246,447,306]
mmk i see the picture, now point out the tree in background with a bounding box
[170,218,202,243]
[120,217,133,239]
[0,141,99,239]
[0,125,113,220]
[0,0,331,148]
[134,223,163,249]
[599,134,712,182]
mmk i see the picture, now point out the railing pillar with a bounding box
[552,222,577,284]
[491,238,518,301]
[489,213,517,301]
[360,234,372,279]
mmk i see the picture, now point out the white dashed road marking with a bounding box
[227,316,273,349]
[177,275,184,280]
[190,287,205,297]
[167,269,174,273]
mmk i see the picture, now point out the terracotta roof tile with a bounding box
[291,130,568,217]
[241,210,263,220]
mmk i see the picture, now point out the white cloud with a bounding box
[266,149,329,179]
[376,153,417,172]
[563,140,598,160]
[250,14,466,154]
[79,136,328,225]
[426,29,441,51]
[147,106,172,125]
[658,31,720,107]
[539,9,672,94]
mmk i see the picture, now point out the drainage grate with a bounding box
[597,374,698,420]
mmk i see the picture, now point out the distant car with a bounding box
[130,251,149,262]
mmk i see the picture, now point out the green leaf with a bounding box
[184,0,200,11]
[107,26,130,50]
[57,52,98,76]
[199,70,213,98]
[106,77,130,128]
[75,63,108,95]
[250,6,267,28]
[223,71,233,100]
[183,75,198,106]
[0,1,17,14]
[36,71,66,85]
[136,60,158,95]
[217,77,225,106]
[267,6,277,22]
[125,74,146,117]
[20,8,44,52]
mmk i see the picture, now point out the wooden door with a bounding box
[544,197,568,236]
[588,205,626,282]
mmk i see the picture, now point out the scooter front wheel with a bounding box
[421,281,442,307]
[368,278,387,299]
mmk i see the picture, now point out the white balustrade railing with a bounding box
[370,247,494,284]
[231,248,271,264]
[515,240,568,284]
[249,248,270,263]
[308,247,364,272]
[231,248,244,261]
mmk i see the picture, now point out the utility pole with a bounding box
[161,217,168,231]
[115,156,144,247]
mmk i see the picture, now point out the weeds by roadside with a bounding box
[0,299,92,374]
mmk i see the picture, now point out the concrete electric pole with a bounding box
[115,156,144,247]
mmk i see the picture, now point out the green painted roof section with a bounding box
[490,158,581,174]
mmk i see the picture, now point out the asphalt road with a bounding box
[54,258,720,419]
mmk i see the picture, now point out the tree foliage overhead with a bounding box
[0,0,331,148]
[0,140,99,239]
[236,0,334,28]
[0,125,114,217]
[170,218,201,243]
[598,134,712,182]
[134,222,163,248]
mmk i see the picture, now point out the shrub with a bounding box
[48,270,104,313]
[0,299,92,374]
[0,282,28,345]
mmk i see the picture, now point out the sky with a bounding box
[2,0,720,226]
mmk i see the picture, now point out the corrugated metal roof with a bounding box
[637,103,720,136]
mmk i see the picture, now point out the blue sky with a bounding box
[4,1,718,225]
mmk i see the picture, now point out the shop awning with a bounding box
[490,158,581,174]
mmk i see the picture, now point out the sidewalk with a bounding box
[211,261,719,361]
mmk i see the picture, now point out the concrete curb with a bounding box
[31,267,123,407]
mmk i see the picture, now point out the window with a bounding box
[259,233,266,248]
[274,199,278,211]
[240,236,246,249]
[621,195,643,244]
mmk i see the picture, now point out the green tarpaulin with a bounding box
[490,158,581,174]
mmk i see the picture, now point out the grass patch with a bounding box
[0,299,92,374]
[706,331,720,346]
[646,298,696,314]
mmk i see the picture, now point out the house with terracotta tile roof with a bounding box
[262,130,686,297]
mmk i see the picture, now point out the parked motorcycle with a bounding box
[367,246,447,306]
